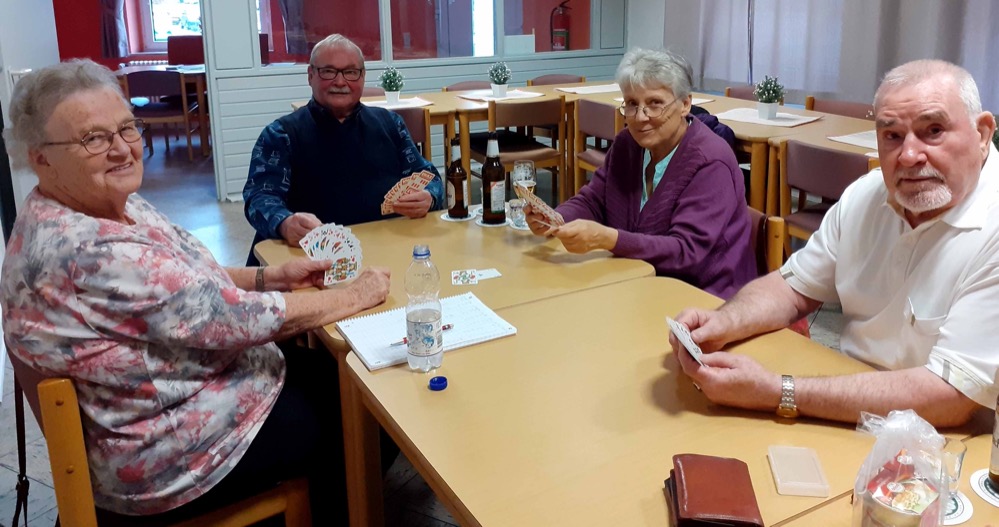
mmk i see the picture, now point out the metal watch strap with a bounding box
[778,374,797,418]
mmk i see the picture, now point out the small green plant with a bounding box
[378,67,404,91]
[993,126,998,150]
[488,62,512,85]
[753,75,785,104]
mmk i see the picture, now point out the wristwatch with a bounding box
[776,375,799,419]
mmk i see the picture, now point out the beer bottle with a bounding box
[446,138,469,219]
[990,394,999,489]
[481,132,506,225]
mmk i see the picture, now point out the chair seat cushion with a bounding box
[576,148,608,169]
[785,203,832,234]
[469,131,559,164]
[133,100,197,119]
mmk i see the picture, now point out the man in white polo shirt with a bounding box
[670,59,998,427]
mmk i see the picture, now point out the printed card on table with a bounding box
[382,170,436,215]
[451,269,479,285]
[298,223,363,286]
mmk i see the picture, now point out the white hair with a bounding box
[615,48,693,100]
[309,34,365,68]
[874,59,982,124]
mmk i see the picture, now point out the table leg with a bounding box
[339,350,385,527]
[748,142,768,212]
[766,143,780,216]
[561,101,575,203]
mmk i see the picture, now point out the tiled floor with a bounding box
[0,131,841,527]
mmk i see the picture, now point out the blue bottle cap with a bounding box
[428,376,448,391]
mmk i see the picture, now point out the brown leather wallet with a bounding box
[664,453,764,527]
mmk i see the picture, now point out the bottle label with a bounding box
[490,181,506,213]
[406,309,443,357]
[462,180,468,204]
[991,414,999,474]
[451,144,461,161]
[447,181,456,209]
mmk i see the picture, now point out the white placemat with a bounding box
[364,96,434,109]
[556,83,620,94]
[716,107,822,127]
[828,130,878,150]
[456,89,546,102]
[611,97,713,105]
[865,151,879,159]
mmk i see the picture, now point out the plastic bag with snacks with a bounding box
[852,410,946,527]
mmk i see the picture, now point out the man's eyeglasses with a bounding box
[312,66,364,81]
[42,119,145,155]
[619,98,678,119]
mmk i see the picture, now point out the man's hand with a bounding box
[524,203,557,236]
[553,220,617,253]
[669,308,738,354]
[394,190,433,218]
[278,213,322,245]
[674,346,782,412]
[268,258,331,291]
[347,267,392,310]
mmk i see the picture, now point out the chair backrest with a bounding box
[726,85,783,105]
[390,106,432,161]
[786,140,870,200]
[442,80,491,92]
[527,74,586,86]
[167,35,204,65]
[489,95,566,130]
[362,86,386,97]
[577,98,624,141]
[804,95,874,120]
[746,207,786,275]
[125,70,185,98]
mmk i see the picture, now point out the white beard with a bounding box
[893,168,953,214]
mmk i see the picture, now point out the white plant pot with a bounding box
[491,83,508,97]
[757,102,779,120]
[385,91,401,104]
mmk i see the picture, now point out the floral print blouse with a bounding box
[1,190,287,515]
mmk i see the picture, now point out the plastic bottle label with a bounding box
[447,181,456,209]
[406,309,442,357]
[490,181,506,213]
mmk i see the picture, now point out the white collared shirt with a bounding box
[782,143,999,407]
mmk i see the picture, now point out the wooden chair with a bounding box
[122,71,200,161]
[780,140,870,242]
[7,353,311,527]
[469,96,567,203]
[725,85,783,105]
[804,95,874,120]
[390,106,433,161]
[746,206,786,275]
[362,86,386,97]
[442,80,491,92]
[526,74,586,86]
[573,98,625,193]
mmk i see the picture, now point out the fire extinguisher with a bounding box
[550,0,571,51]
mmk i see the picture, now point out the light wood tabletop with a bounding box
[345,276,890,527]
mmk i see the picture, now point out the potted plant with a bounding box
[993,126,998,150]
[488,62,512,97]
[379,67,404,104]
[753,75,785,119]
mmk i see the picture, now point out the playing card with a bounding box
[666,317,706,367]
[451,269,478,285]
[298,223,363,286]
[382,170,436,215]
[515,184,565,227]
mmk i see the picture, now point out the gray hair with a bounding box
[615,48,693,100]
[309,34,365,69]
[874,59,982,124]
[3,59,125,169]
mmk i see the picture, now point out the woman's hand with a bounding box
[524,204,556,236]
[267,258,332,291]
[553,220,618,253]
[347,267,392,309]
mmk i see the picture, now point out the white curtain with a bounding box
[668,0,999,111]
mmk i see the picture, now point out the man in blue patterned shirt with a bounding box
[243,34,444,264]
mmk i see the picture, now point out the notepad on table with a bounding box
[336,292,517,371]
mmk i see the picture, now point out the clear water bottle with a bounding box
[405,244,443,372]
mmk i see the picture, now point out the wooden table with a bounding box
[117,64,210,157]
[780,433,999,526]
[344,276,885,527]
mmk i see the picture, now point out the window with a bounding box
[135,0,202,52]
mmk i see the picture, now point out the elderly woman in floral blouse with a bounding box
[1,59,389,524]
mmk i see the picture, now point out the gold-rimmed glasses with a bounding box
[41,118,145,155]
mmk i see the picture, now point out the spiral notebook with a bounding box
[336,292,517,371]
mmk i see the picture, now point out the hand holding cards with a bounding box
[666,317,706,367]
[514,183,564,228]
[382,170,435,215]
[299,223,363,286]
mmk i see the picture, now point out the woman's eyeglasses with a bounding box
[42,119,146,155]
[619,98,678,119]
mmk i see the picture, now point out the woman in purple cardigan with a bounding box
[526,48,756,298]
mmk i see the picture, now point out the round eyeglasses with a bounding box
[42,119,146,155]
[312,67,364,81]
[619,98,678,119]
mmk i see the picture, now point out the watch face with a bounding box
[777,405,799,419]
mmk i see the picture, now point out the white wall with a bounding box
[625,0,665,50]
[0,0,60,209]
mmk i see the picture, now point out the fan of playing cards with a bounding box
[382,170,436,215]
[299,223,363,286]
[514,183,565,228]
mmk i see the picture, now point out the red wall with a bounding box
[52,0,165,69]
[525,0,590,53]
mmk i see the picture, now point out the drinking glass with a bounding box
[942,437,967,492]
[508,199,527,229]
[513,160,537,195]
